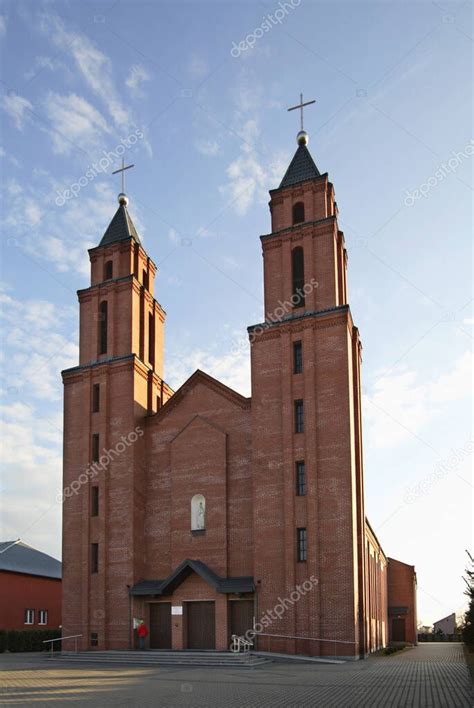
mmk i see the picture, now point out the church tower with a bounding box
[61,192,172,650]
[249,123,368,657]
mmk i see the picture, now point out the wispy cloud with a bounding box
[126,64,151,97]
[2,93,33,131]
[364,351,472,450]
[195,138,220,156]
[40,14,134,131]
[44,92,111,155]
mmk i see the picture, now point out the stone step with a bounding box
[48,651,271,667]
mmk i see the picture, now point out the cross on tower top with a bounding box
[287,93,316,145]
[112,158,135,205]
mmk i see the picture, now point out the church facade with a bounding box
[61,128,414,658]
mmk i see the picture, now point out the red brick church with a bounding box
[61,119,416,658]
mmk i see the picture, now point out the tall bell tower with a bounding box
[249,119,367,657]
[62,191,171,650]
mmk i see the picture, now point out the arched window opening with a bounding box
[98,301,108,355]
[104,260,113,280]
[293,202,305,225]
[291,247,305,308]
[191,494,206,531]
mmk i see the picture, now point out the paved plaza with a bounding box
[1,643,472,707]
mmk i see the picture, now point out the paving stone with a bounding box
[0,643,472,707]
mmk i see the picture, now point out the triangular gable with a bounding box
[152,369,250,423]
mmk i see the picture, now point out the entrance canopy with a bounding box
[129,559,255,597]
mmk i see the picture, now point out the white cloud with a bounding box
[7,180,22,196]
[195,139,220,156]
[168,228,180,244]
[363,351,472,449]
[41,14,133,130]
[0,400,63,558]
[219,102,288,214]
[2,92,33,130]
[167,344,251,397]
[44,92,111,155]
[3,194,43,230]
[126,64,151,97]
[0,292,78,400]
[23,55,70,82]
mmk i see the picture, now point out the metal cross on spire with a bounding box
[287,93,316,131]
[112,157,135,194]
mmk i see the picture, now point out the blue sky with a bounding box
[0,0,472,627]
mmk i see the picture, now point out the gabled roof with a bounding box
[129,559,254,596]
[152,369,250,422]
[278,143,320,189]
[0,540,61,579]
[99,203,141,247]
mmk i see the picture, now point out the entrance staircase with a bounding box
[47,650,272,668]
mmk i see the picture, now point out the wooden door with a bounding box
[392,617,406,642]
[186,601,215,650]
[149,603,172,649]
[229,600,254,640]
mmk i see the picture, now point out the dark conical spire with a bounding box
[279,143,320,189]
[99,194,141,247]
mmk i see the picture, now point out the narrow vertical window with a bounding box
[38,610,48,625]
[293,341,302,374]
[297,528,307,562]
[148,313,155,367]
[92,434,100,463]
[91,486,99,517]
[293,202,305,224]
[294,400,304,433]
[98,301,108,355]
[24,609,34,625]
[90,632,99,647]
[143,269,149,290]
[92,384,100,413]
[291,247,305,308]
[91,543,99,573]
[296,461,306,496]
[104,260,113,280]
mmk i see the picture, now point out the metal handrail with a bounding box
[43,634,83,657]
[230,634,254,653]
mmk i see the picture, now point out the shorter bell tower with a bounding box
[62,191,172,650]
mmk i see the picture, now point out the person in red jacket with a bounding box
[137,620,148,650]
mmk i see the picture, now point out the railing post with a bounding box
[75,636,78,654]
